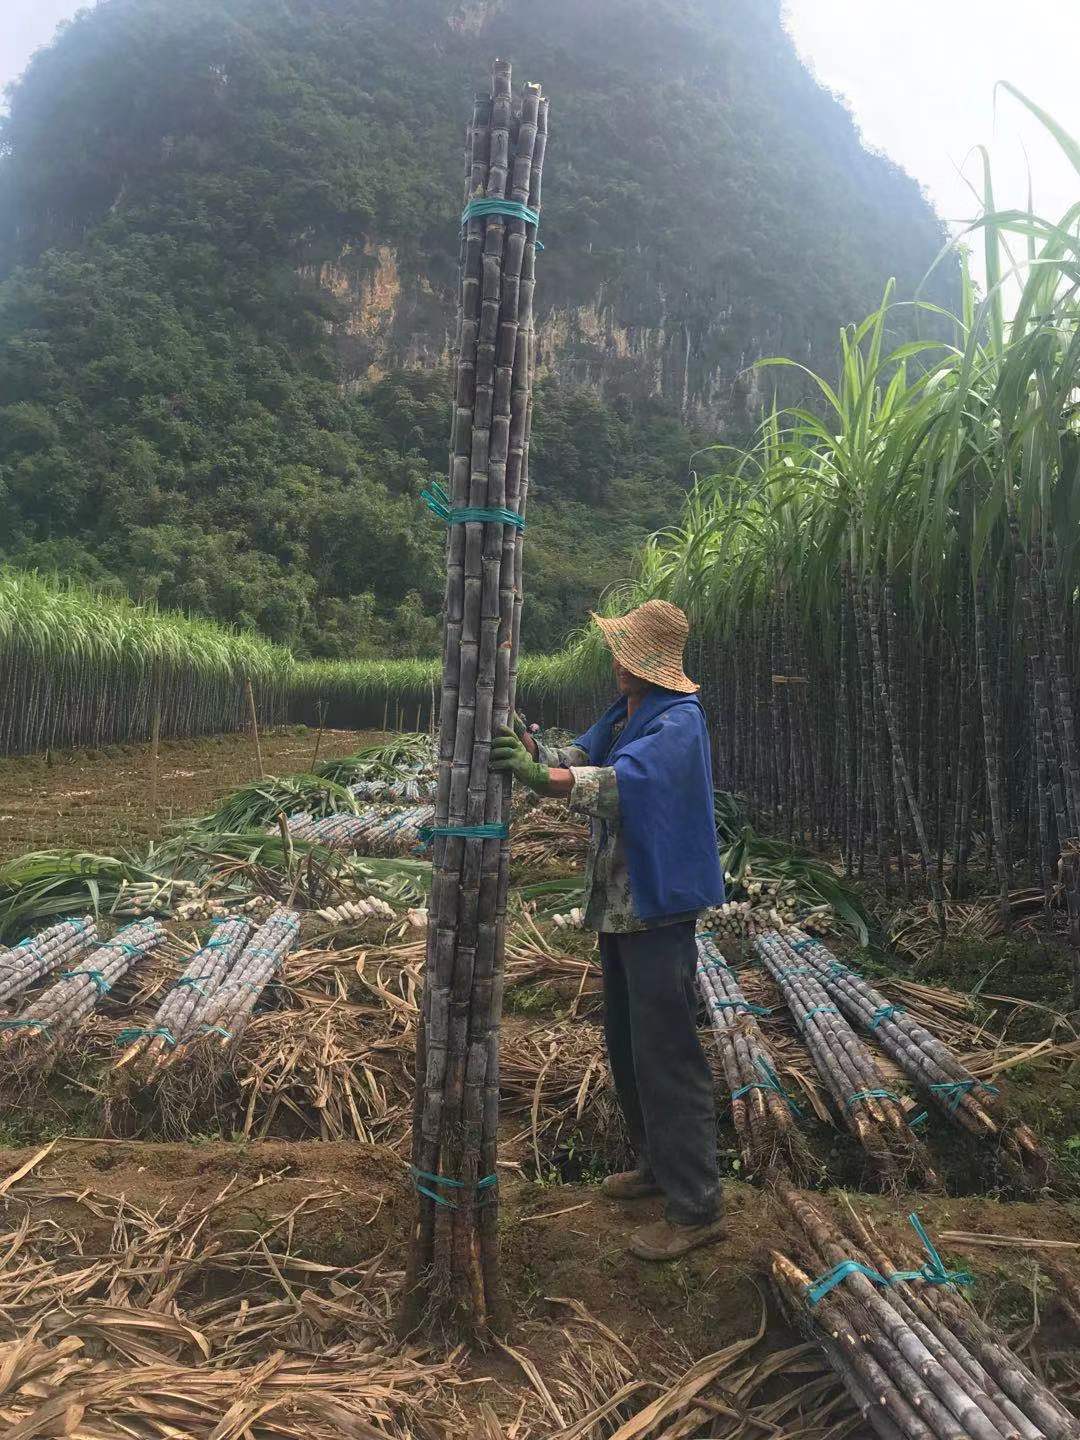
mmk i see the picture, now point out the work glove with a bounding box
[491,726,549,793]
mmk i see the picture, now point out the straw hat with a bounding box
[591,599,698,694]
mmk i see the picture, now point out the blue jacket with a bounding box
[575,690,725,921]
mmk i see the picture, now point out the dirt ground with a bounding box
[1,734,1079,1435]
[0,726,380,862]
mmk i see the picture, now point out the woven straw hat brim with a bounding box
[591,607,698,694]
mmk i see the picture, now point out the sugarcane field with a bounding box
[3,4,1080,1438]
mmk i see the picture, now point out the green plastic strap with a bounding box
[195,1024,233,1040]
[788,938,814,953]
[422,482,525,531]
[0,1017,50,1034]
[869,1005,905,1030]
[804,1005,839,1020]
[410,1166,498,1209]
[63,968,111,995]
[173,974,213,995]
[732,1056,803,1118]
[929,1078,999,1113]
[711,998,771,1017]
[418,823,509,846]
[901,1213,974,1288]
[909,1110,929,1129]
[461,197,540,228]
[828,961,853,979]
[775,967,812,979]
[845,1088,899,1112]
[807,1258,890,1306]
[116,1026,177,1048]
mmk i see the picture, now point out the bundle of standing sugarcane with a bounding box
[115,916,253,1066]
[407,59,549,1335]
[696,935,813,1179]
[772,1181,1080,1440]
[777,928,1050,1183]
[0,919,165,1048]
[755,931,937,1187]
[0,917,96,1005]
[288,805,434,854]
[182,906,299,1046]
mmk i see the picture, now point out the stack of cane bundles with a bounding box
[755,931,937,1188]
[773,1183,1079,1440]
[775,928,1049,1183]
[696,935,812,1178]
[0,918,96,1005]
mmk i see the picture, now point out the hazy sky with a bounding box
[3,0,1078,234]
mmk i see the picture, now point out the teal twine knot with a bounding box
[805,1005,839,1020]
[807,1259,890,1306]
[195,1024,233,1040]
[775,966,812,979]
[869,1005,905,1030]
[173,974,212,996]
[0,1017,50,1035]
[116,1025,176,1048]
[806,1215,971,1307]
[928,1078,999,1112]
[461,197,540,229]
[827,961,853,979]
[410,1166,498,1209]
[712,998,771,1017]
[417,822,509,850]
[788,938,814,953]
[845,1088,900,1112]
[63,968,111,995]
[732,1056,803,1118]
[422,482,525,531]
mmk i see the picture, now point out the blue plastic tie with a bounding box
[0,1018,50,1034]
[410,1166,498,1209]
[845,1088,900,1112]
[732,1056,803,1118]
[422,481,525,531]
[902,1213,974,1288]
[788,938,814,953]
[63,968,111,995]
[418,823,509,849]
[929,1078,999,1113]
[116,1026,177,1048]
[828,961,853,979]
[909,1110,929,1129]
[775,966,812,979]
[461,197,540,229]
[194,1024,233,1041]
[807,1259,891,1306]
[173,974,212,996]
[711,998,772,1017]
[869,1005,905,1030]
[804,1005,839,1020]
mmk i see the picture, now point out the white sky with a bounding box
[3,0,1079,236]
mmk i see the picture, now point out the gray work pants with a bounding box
[599,921,721,1225]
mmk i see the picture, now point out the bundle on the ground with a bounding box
[0,916,96,1005]
[696,934,812,1178]
[776,927,1050,1182]
[288,805,434,854]
[0,919,165,1046]
[755,931,936,1187]
[772,1182,1080,1440]
[117,915,253,1065]
[407,58,549,1334]
[183,906,299,1044]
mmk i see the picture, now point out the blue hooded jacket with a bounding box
[574,689,725,921]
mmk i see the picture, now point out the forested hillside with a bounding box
[0,0,953,655]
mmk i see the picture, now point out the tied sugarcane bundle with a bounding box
[405,59,549,1336]
[696,935,814,1179]
[772,1182,1080,1440]
[288,805,434,854]
[0,919,165,1048]
[780,928,1050,1184]
[755,931,937,1189]
[183,906,299,1047]
[349,776,432,803]
[116,915,253,1067]
[0,917,96,1006]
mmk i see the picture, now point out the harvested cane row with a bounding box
[754,930,937,1188]
[772,1182,1080,1440]
[288,805,434,854]
[0,918,165,1049]
[0,915,96,1003]
[775,927,1051,1183]
[696,934,813,1179]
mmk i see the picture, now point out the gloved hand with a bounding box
[512,711,539,757]
[491,726,549,792]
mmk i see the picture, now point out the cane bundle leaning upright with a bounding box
[405,59,548,1334]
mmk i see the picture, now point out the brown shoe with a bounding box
[629,1216,725,1261]
[601,1169,663,1201]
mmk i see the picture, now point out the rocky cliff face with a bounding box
[301,0,951,433]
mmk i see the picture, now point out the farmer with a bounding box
[491,599,726,1260]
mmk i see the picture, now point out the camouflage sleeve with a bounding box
[568,766,620,821]
[535,742,591,768]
